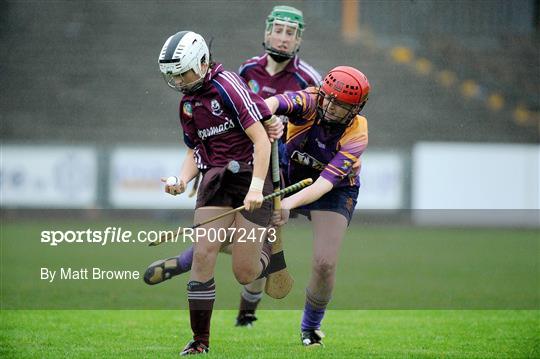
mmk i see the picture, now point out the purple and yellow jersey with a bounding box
[275,89,368,188]
[238,54,321,99]
[179,63,272,169]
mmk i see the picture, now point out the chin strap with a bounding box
[262,42,297,63]
[268,52,290,63]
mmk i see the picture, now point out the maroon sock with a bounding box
[187,278,215,347]
[257,242,272,279]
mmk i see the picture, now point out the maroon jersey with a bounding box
[238,54,321,99]
[180,63,272,169]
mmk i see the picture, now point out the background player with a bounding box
[235,4,321,327]
[268,66,370,347]
[156,30,275,355]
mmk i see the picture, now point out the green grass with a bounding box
[1,310,538,358]
[1,218,539,357]
[1,220,538,309]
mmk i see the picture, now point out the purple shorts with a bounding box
[293,185,359,225]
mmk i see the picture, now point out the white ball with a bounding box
[166,176,178,186]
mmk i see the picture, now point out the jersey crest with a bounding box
[182,102,193,117]
[210,99,223,116]
[290,150,326,171]
[248,79,260,93]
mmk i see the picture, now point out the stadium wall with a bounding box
[1,143,538,226]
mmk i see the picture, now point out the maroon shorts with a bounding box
[195,161,273,227]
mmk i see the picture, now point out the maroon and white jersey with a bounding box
[180,63,272,169]
[238,54,321,99]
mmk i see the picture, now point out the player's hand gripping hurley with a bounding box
[149,178,312,247]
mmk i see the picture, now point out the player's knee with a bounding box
[313,257,336,280]
[233,264,258,285]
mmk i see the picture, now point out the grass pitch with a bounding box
[1,310,538,358]
[1,217,538,357]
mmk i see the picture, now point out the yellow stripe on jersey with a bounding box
[286,118,314,142]
[327,163,346,175]
[286,98,293,113]
[338,115,368,149]
[324,166,342,177]
[300,91,309,114]
[339,151,358,162]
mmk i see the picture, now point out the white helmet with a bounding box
[158,31,210,93]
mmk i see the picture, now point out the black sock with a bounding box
[238,287,263,317]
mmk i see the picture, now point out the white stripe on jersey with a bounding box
[211,79,243,129]
[220,72,263,121]
[299,60,322,84]
[226,71,264,120]
[221,71,262,121]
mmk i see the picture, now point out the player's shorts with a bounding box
[293,185,359,225]
[196,161,273,227]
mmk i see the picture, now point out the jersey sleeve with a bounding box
[238,57,258,78]
[297,59,322,87]
[320,117,369,186]
[274,89,317,125]
[179,100,197,149]
[213,71,272,130]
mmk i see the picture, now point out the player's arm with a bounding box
[162,148,200,196]
[265,96,280,114]
[283,176,333,209]
[244,122,271,211]
[264,89,317,121]
[179,148,200,183]
[271,177,332,226]
[262,115,284,142]
[163,101,201,196]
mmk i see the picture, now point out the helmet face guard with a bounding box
[160,66,206,95]
[316,66,371,127]
[264,6,304,60]
[264,20,301,60]
[317,91,362,127]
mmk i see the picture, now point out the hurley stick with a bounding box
[149,178,312,247]
[264,138,295,299]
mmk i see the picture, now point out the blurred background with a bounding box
[1,0,538,310]
[1,0,539,224]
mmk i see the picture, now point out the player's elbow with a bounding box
[307,178,333,202]
[254,134,271,154]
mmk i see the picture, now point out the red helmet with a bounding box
[318,66,370,126]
